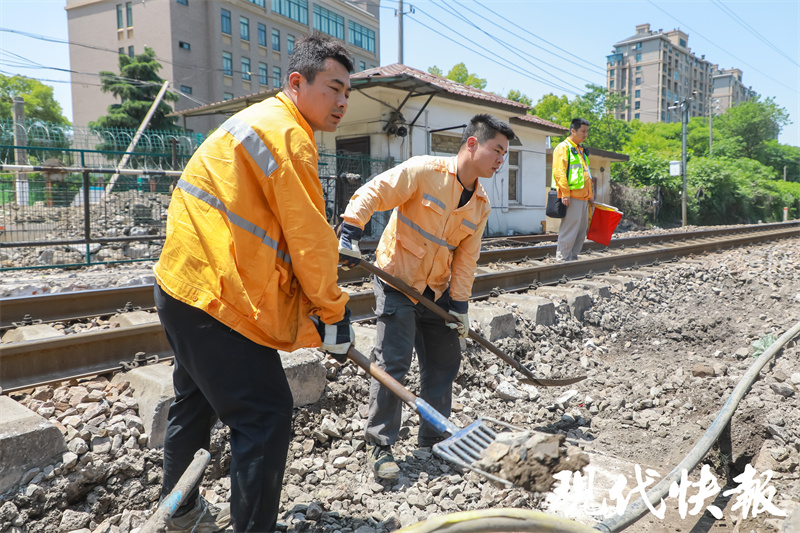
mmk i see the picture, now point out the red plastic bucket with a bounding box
[587,203,622,246]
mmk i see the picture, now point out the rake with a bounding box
[347,345,521,486]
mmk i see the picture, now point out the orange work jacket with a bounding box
[343,155,490,304]
[154,92,348,351]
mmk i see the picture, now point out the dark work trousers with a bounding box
[365,277,462,448]
[155,283,293,533]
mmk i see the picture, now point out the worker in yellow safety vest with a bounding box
[552,117,594,262]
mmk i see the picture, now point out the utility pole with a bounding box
[708,97,718,156]
[398,0,404,64]
[12,96,28,206]
[670,93,694,227]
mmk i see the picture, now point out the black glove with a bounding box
[312,307,354,363]
[337,223,363,270]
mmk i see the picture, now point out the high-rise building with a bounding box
[606,23,755,124]
[66,0,380,133]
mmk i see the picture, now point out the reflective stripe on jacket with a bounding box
[342,155,490,303]
[154,92,348,351]
[552,138,593,200]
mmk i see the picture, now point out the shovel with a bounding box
[356,260,586,388]
[346,345,520,486]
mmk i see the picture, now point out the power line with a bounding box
[710,0,799,68]
[646,0,799,94]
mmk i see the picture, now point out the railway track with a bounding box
[1,222,798,393]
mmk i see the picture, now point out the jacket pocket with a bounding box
[447,217,477,245]
[397,231,426,259]
[421,194,445,216]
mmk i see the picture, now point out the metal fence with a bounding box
[1,142,401,270]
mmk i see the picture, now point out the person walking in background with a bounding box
[337,114,516,480]
[553,118,594,262]
[153,32,354,532]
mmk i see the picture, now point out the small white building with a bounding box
[173,63,568,237]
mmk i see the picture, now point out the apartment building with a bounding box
[607,23,755,124]
[66,0,380,133]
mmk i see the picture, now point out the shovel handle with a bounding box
[346,346,459,436]
[356,260,544,385]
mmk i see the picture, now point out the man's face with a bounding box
[572,124,589,144]
[293,58,351,133]
[470,132,509,178]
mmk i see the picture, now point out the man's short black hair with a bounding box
[460,114,516,146]
[570,118,591,131]
[285,31,353,85]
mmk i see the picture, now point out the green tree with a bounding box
[427,66,444,77]
[444,63,487,90]
[715,97,790,161]
[506,89,532,107]
[0,74,69,125]
[91,47,179,131]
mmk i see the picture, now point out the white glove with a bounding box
[447,310,470,339]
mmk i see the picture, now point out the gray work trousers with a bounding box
[556,198,589,262]
[365,278,462,448]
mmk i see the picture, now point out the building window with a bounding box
[258,23,267,47]
[507,151,520,203]
[609,69,615,78]
[634,101,641,110]
[116,5,124,29]
[272,0,308,25]
[635,89,640,98]
[180,85,192,94]
[635,53,641,62]
[126,2,132,27]
[177,0,188,5]
[635,42,642,50]
[221,9,231,34]
[259,63,268,85]
[118,47,124,55]
[272,28,280,51]
[240,17,250,41]
[248,0,265,6]
[273,66,281,87]
[679,38,687,48]
[128,45,134,57]
[348,20,375,52]
[242,57,251,80]
[359,61,366,71]
[635,66,641,72]
[179,41,191,50]
[287,34,294,54]
[609,80,614,89]
[635,77,641,85]
[222,51,233,76]
[313,5,343,39]
[224,92,233,101]
[635,113,640,119]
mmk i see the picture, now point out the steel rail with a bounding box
[3,222,797,329]
[1,225,798,392]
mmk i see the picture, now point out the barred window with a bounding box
[313,5,343,39]
[272,0,308,25]
[348,20,375,52]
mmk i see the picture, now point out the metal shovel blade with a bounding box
[433,417,524,487]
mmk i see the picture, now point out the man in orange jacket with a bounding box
[153,32,354,532]
[338,114,516,479]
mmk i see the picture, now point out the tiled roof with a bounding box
[351,63,530,111]
[510,114,568,134]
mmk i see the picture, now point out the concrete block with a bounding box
[352,324,378,358]
[280,348,328,408]
[470,304,516,341]
[498,294,555,326]
[535,287,592,321]
[594,275,636,292]
[1,324,64,344]
[565,280,611,298]
[109,311,160,328]
[112,363,174,449]
[0,396,67,495]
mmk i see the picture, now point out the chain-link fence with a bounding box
[1,140,402,270]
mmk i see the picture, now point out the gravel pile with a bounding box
[1,237,799,533]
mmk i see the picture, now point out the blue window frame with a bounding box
[180,85,192,94]
[128,45,134,57]
[287,34,294,54]
[242,57,251,80]
[348,20,375,52]
[221,9,231,34]
[240,16,250,41]
[247,0,265,6]
[258,23,267,47]
[125,2,132,27]
[117,5,124,29]
[259,63,268,85]
[222,51,233,76]
[273,66,281,88]
[272,28,280,51]
[177,0,188,5]
[272,0,308,25]
[313,5,343,39]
